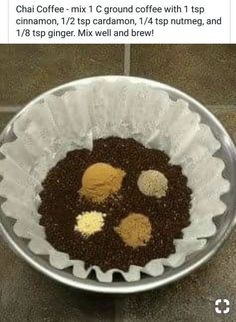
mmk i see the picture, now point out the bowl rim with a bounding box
[1,75,236,294]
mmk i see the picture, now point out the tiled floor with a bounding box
[0,45,124,106]
[131,45,236,105]
[0,45,236,106]
[0,45,236,322]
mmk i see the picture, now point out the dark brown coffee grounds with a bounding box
[39,137,192,272]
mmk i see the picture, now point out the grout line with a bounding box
[0,105,234,113]
[229,0,232,43]
[206,105,236,110]
[114,297,125,322]
[124,44,131,76]
[0,106,23,113]
[8,0,10,42]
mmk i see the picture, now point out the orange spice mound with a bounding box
[80,162,126,203]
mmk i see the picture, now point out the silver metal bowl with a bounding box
[1,76,236,294]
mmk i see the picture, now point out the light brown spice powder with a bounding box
[115,213,152,248]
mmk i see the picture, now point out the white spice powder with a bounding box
[137,170,168,198]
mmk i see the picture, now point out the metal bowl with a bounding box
[1,76,236,294]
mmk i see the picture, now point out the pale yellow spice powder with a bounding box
[74,211,106,237]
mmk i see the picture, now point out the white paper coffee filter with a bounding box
[0,78,230,282]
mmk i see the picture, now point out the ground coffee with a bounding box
[39,137,192,272]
